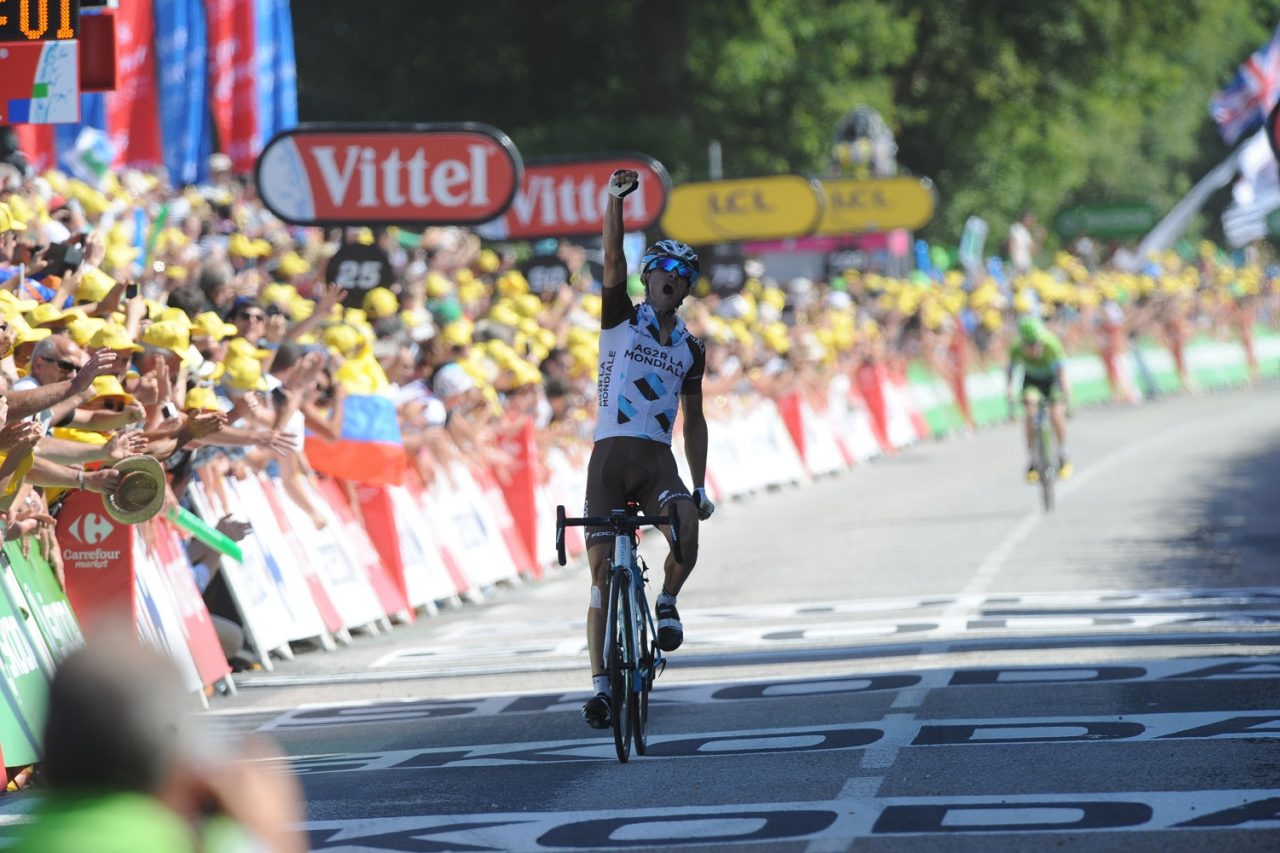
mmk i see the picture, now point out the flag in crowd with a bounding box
[1210,23,1280,145]
[304,395,408,488]
[11,0,297,183]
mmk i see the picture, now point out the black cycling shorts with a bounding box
[1021,373,1064,402]
[584,436,691,547]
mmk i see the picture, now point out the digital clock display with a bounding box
[0,0,80,42]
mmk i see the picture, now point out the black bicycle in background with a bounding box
[557,503,681,763]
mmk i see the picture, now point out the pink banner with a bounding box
[206,0,259,172]
[106,0,163,168]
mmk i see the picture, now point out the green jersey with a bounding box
[1009,330,1065,381]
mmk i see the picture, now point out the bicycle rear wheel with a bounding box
[633,596,651,755]
[608,570,633,763]
[1038,420,1055,512]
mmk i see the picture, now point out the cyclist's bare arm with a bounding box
[602,170,637,293]
[681,390,708,491]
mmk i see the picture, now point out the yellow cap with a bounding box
[89,374,135,404]
[66,316,107,347]
[322,323,362,356]
[14,323,51,346]
[183,386,222,412]
[190,311,238,341]
[362,287,399,319]
[75,266,118,304]
[140,320,191,354]
[155,307,192,329]
[277,251,310,278]
[3,197,32,230]
[29,302,84,327]
[222,357,268,392]
[89,324,144,352]
[0,290,38,313]
[224,337,271,360]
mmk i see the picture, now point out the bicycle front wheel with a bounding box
[608,570,633,763]
[1039,420,1055,512]
[633,593,651,756]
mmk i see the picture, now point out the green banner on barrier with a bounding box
[3,542,84,665]
[0,553,50,767]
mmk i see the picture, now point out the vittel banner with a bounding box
[478,153,671,240]
[255,123,523,226]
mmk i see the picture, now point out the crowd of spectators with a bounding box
[0,153,1277,655]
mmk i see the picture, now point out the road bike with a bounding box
[556,502,681,763]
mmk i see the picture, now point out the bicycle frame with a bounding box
[556,504,681,762]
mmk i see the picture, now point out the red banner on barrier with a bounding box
[56,490,135,629]
[497,419,540,576]
[145,520,230,687]
[353,483,412,611]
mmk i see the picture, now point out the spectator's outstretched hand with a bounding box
[0,419,42,455]
[70,349,122,394]
[104,429,148,461]
[186,411,227,440]
[82,467,122,494]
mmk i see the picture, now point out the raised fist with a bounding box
[608,170,639,199]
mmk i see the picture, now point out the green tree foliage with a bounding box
[293,1,1280,244]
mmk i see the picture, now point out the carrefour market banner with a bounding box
[255,124,523,226]
[660,176,825,245]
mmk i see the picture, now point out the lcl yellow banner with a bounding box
[816,176,936,235]
[660,176,824,244]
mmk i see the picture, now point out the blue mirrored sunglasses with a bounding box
[647,256,696,282]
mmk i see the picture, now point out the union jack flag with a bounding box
[1210,25,1280,145]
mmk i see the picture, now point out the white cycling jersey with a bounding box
[593,284,705,445]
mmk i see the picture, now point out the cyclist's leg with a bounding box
[1021,382,1042,479]
[1048,382,1070,474]
[636,449,700,651]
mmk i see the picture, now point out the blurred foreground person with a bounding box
[11,625,305,853]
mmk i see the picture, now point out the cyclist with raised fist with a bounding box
[580,169,715,730]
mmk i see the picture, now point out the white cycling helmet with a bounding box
[640,240,700,283]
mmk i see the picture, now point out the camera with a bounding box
[44,241,85,278]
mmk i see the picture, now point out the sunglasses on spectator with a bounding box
[646,257,695,282]
[239,311,267,322]
[38,355,80,373]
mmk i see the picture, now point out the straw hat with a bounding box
[104,455,166,524]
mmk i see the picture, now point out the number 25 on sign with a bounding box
[0,0,76,41]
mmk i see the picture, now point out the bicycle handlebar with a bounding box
[556,504,682,567]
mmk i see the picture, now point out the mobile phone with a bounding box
[124,282,141,300]
[161,402,179,420]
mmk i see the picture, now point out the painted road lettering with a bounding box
[303,792,1280,848]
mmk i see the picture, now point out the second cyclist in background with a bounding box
[1007,315,1073,482]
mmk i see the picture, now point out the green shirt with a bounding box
[1009,330,1066,381]
[9,791,256,853]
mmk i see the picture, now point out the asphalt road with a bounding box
[15,383,1280,850]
